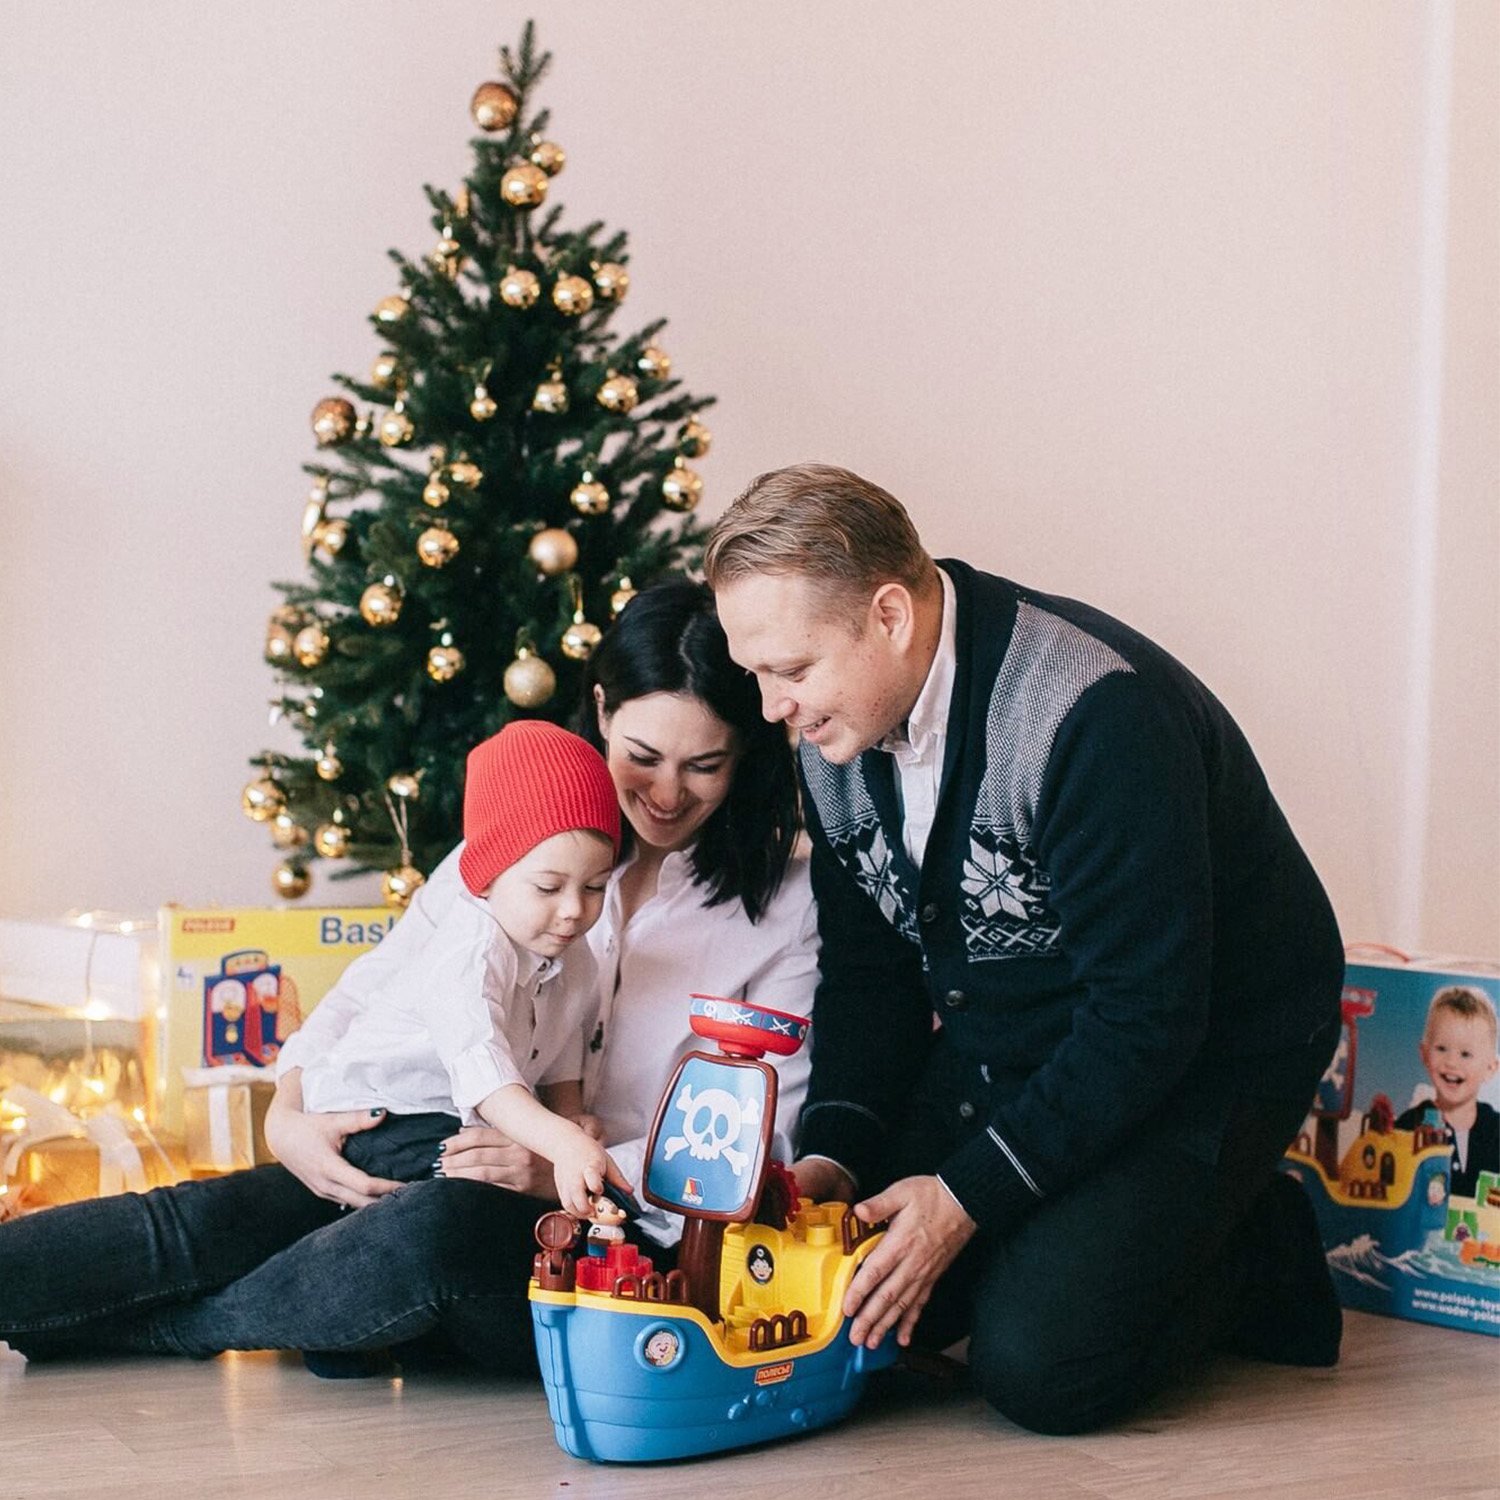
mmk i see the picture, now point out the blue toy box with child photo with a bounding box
[1280,955,1500,1337]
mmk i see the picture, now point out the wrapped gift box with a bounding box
[1282,953,1500,1337]
[181,1066,277,1173]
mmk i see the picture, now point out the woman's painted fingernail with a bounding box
[431,1163,445,1177]
[436,1142,447,1155]
[370,1108,384,1118]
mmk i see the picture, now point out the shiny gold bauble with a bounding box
[569,476,610,516]
[661,461,704,512]
[311,397,356,447]
[416,525,459,568]
[552,274,594,317]
[387,771,421,800]
[500,163,549,208]
[422,476,450,508]
[499,267,541,308]
[381,864,426,909]
[681,418,712,457]
[447,460,483,489]
[527,527,578,576]
[503,648,556,708]
[597,374,639,413]
[293,623,330,668]
[610,578,638,617]
[265,623,295,663]
[314,823,350,859]
[271,813,310,850]
[242,778,285,823]
[272,862,311,900]
[271,605,304,629]
[637,345,672,380]
[374,293,411,325]
[378,407,414,447]
[529,139,566,175]
[592,262,629,301]
[315,748,343,781]
[532,376,568,414]
[426,642,466,682]
[315,519,350,557]
[469,384,497,421]
[470,80,519,131]
[561,619,603,661]
[430,234,464,280]
[359,581,402,627]
[371,351,400,389]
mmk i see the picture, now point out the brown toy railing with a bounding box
[748,1309,809,1352]
[840,1206,883,1256]
[612,1271,690,1305]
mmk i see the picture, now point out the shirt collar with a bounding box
[879,567,957,756]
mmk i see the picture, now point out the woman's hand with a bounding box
[264,1071,403,1210]
[436,1125,558,1198]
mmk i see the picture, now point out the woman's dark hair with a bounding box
[578,577,798,923]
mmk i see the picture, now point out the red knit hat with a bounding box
[458,720,621,896]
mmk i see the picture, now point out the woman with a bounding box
[0,580,817,1371]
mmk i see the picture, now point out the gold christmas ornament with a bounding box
[527,527,578,576]
[532,373,568,414]
[470,80,519,131]
[426,641,465,682]
[273,862,311,900]
[315,747,343,781]
[371,350,400,389]
[469,381,497,421]
[504,647,556,708]
[561,618,602,661]
[529,138,566,175]
[661,460,704,512]
[311,398,356,447]
[592,262,629,301]
[241,778,285,823]
[448,460,483,489]
[637,345,672,380]
[552,274,594,317]
[314,822,351,859]
[387,771,421,800]
[359,579,403,627]
[430,231,464,280]
[500,162,549,209]
[569,472,610,516]
[610,578,638,617]
[417,525,459,568]
[374,292,411,325]
[265,623,294,663]
[597,373,639,413]
[681,418,712,457]
[271,813,310,850]
[271,605,305,630]
[293,622,330,668]
[381,864,426,909]
[301,475,329,557]
[315,518,350,557]
[499,266,541,308]
[378,400,414,447]
[422,475,450,508]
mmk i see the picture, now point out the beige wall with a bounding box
[1,2,1495,955]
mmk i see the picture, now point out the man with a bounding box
[706,464,1344,1435]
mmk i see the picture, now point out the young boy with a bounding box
[1395,985,1500,1199]
[275,719,627,1216]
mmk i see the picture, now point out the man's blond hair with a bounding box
[1427,984,1499,1047]
[704,463,936,614]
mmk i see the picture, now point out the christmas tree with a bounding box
[244,25,714,908]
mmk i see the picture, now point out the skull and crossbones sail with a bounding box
[663,1085,763,1178]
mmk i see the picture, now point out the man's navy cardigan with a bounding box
[796,559,1343,1233]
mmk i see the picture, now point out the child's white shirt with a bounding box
[277,844,598,1122]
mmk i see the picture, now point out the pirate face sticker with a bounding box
[746,1245,775,1285]
[642,1328,680,1368]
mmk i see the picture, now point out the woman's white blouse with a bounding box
[583,848,820,1246]
[277,846,598,1123]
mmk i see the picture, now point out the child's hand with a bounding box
[574,1112,605,1142]
[551,1130,630,1219]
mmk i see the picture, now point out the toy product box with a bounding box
[153,906,394,1135]
[1281,955,1500,1337]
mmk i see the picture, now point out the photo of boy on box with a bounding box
[276,718,627,1217]
[1394,986,1500,1199]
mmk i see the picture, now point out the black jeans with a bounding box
[901,1016,1341,1434]
[0,1168,553,1371]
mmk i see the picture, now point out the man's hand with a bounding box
[843,1175,976,1349]
[264,1084,402,1210]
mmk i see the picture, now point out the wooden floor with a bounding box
[2,1313,1496,1500]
